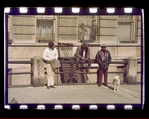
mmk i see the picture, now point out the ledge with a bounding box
[8,43,141,47]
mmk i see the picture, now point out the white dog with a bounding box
[111,75,120,91]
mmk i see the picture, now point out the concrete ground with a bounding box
[8,83,141,104]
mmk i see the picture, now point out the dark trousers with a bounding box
[76,58,91,70]
[97,68,108,86]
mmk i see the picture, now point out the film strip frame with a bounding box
[4,104,139,110]
[4,7,145,111]
[4,7,143,14]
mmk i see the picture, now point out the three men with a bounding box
[95,44,112,86]
[43,41,58,89]
[43,42,111,88]
[73,43,91,74]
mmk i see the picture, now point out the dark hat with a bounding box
[48,41,54,47]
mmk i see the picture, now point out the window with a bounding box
[78,16,97,42]
[117,15,135,43]
[36,17,54,43]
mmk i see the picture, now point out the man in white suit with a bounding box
[43,41,58,89]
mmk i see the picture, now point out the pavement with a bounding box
[8,83,141,104]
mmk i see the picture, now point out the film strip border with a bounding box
[4,7,144,111]
[4,104,142,110]
[4,7,142,15]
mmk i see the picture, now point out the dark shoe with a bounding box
[45,84,50,89]
[86,69,91,74]
[50,85,55,88]
[103,83,108,87]
[98,84,102,87]
[47,86,50,89]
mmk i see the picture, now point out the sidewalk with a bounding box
[8,83,141,104]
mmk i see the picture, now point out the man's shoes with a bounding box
[50,85,55,88]
[98,84,102,87]
[45,84,50,89]
[45,84,55,88]
[47,86,50,89]
[103,83,108,87]
[86,69,91,74]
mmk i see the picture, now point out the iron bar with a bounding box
[46,71,124,74]
[9,71,141,75]
[8,60,32,64]
[8,72,32,75]
[138,61,141,64]
[72,72,124,74]
[8,59,126,64]
[58,66,99,69]
[7,59,141,76]
[79,72,124,74]
[55,72,70,74]
[53,60,126,64]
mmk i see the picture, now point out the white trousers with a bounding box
[46,64,55,86]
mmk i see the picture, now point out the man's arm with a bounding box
[108,51,112,64]
[43,49,49,61]
[43,49,52,61]
[55,48,58,60]
[86,48,90,59]
[75,47,82,58]
[95,51,102,64]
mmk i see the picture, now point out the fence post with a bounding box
[31,56,45,86]
[124,56,138,84]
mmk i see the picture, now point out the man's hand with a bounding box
[81,57,85,60]
[85,58,88,61]
[52,58,56,62]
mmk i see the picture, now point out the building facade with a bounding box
[8,15,141,86]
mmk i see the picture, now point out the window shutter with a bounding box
[99,15,118,44]
[12,15,36,43]
[58,16,78,42]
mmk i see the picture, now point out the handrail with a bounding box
[8,72,32,75]
[8,58,126,63]
[8,58,141,75]
[8,60,32,64]
[8,59,141,64]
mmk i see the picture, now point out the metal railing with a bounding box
[8,58,141,75]
[8,60,32,75]
[7,57,141,87]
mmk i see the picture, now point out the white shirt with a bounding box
[43,47,58,61]
[83,50,86,57]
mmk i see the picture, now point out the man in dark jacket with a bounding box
[73,43,91,74]
[95,44,112,86]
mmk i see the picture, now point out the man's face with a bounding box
[49,45,55,50]
[102,47,106,52]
